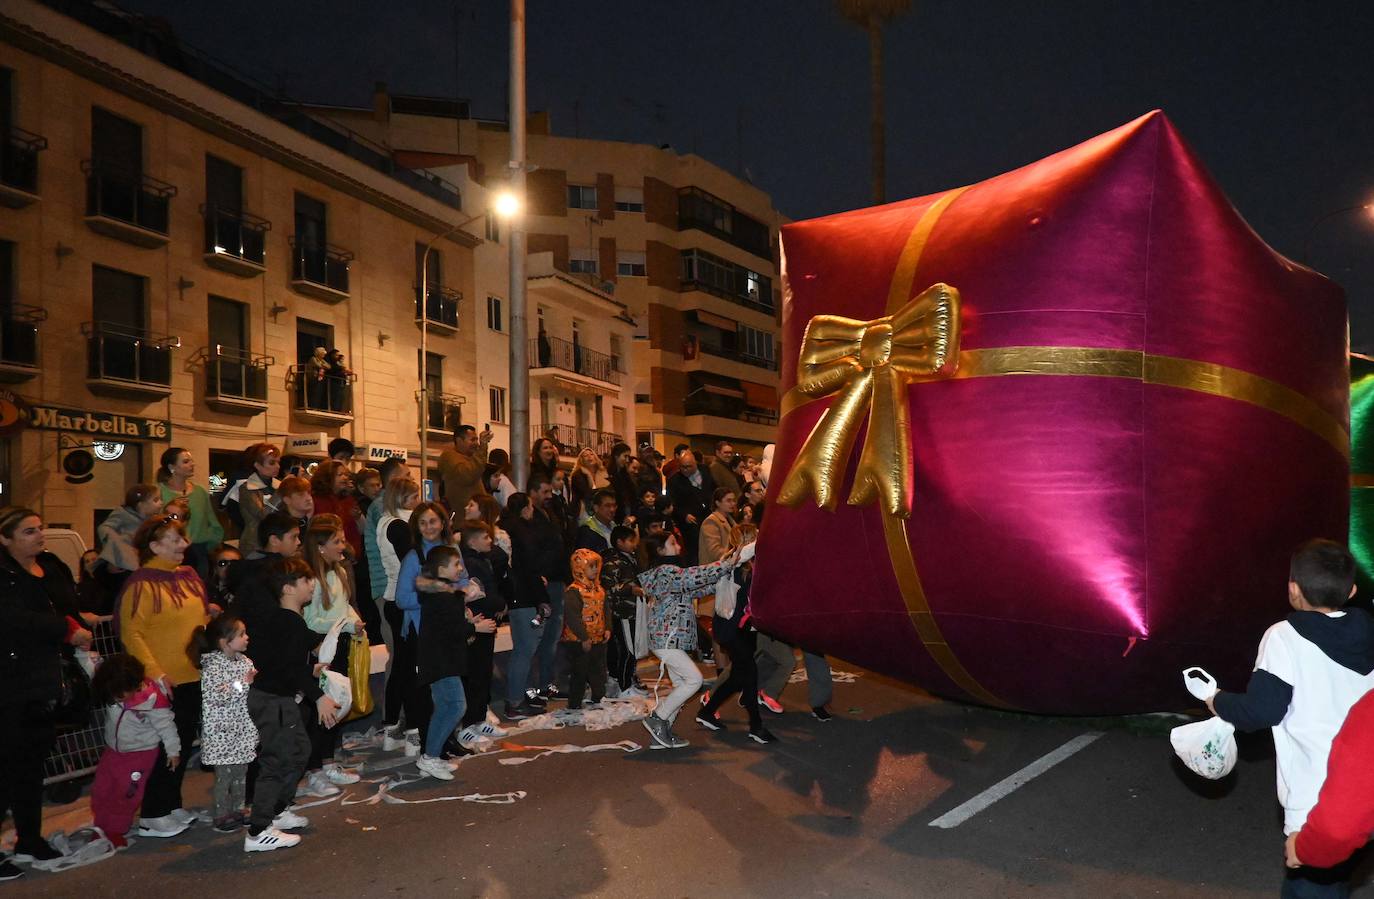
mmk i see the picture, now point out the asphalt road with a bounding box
[6,662,1371,898]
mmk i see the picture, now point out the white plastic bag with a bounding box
[629,597,649,659]
[317,616,346,666]
[714,575,739,621]
[1170,716,1237,779]
[1182,666,1219,701]
[321,669,353,720]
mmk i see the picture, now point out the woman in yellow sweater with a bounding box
[116,514,211,839]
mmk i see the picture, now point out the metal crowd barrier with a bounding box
[42,620,121,792]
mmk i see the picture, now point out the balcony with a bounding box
[202,205,270,277]
[543,423,624,458]
[695,339,779,371]
[198,345,273,414]
[677,186,772,261]
[288,364,355,423]
[529,335,622,391]
[0,127,47,207]
[420,391,467,434]
[680,249,774,315]
[0,304,46,381]
[83,321,178,398]
[81,160,176,247]
[415,283,461,333]
[289,239,352,302]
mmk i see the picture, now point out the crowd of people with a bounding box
[0,429,830,874]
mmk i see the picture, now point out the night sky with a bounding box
[114,0,1374,346]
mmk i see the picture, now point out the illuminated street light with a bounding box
[493,190,520,220]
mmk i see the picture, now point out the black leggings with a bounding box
[142,681,202,818]
[305,638,349,770]
[460,632,496,728]
[702,626,761,729]
[383,605,431,735]
[606,616,638,690]
[0,707,55,847]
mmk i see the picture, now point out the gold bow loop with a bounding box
[777,283,962,519]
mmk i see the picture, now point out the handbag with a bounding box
[344,632,374,721]
[53,651,92,728]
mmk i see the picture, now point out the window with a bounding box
[569,249,597,275]
[91,107,142,174]
[208,296,248,351]
[616,250,646,277]
[486,295,504,332]
[567,184,597,210]
[419,351,443,393]
[295,193,326,249]
[0,240,13,308]
[610,334,624,373]
[614,185,644,213]
[296,317,332,364]
[205,155,243,213]
[489,385,507,424]
[739,324,775,363]
[415,242,442,287]
[93,265,145,329]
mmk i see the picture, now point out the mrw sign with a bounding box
[29,405,172,441]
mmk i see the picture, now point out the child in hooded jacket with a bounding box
[562,548,613,710]
[89,653,182,847]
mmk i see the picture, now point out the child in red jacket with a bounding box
[1287,689,1374,872]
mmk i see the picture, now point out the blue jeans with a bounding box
[426,677,466,757]
[535,581,565,690]
[506,606,544,706]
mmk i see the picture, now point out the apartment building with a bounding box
[318,86,783,456]
[0,0,485,544]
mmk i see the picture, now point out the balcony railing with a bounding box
[82,321,178,392]
[202,204,270,272]
[81,160,176,239]
[288,364,356,419]
[529,335,622,386]
[680,248,774,314]
[0,303,46,378]
[677,186,772,261]
[290,238,352,298]
[696,340,779,371]
[0,127,47,200]
[202,344,272,411]
[415,283,461,331]
[543,423,623,458]
[421,392,466,432]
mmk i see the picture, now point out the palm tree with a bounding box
[837,0,913,205]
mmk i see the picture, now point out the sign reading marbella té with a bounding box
[28,404,172,441]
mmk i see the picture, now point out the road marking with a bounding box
[927,732,1105,829]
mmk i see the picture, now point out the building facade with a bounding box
[318,87,784,456]
[0,0,488,545]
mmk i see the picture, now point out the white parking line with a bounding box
[927,731,1106,829]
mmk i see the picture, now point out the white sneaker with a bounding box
[168,807,201,826]
[322,763,360,785]
[382,726,408,752]
[621,685,648,699]
[476,721,507,738]
[403,729,421,758]
[457,726,483,750]
[136,815,189,838]
[271,810,309,831]
[416,755,454,781]
[300,771,341,798]
[244,827,300,852]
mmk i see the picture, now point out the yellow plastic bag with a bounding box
[344,633,374,721]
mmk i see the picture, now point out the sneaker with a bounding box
[403,729,422,758]
[758,691,785,714]
[11,839,62,862]
[695,711,725,732]
[524,689,548,709]
[666,733,691,749]
[0,860,23,881]
[476,721,507,738]
[382,726,409,752]
[300,770,341,798]
[168,807,201,826]
[811,706,833,722]
[457,726,483,749]
[136,815,190,838]
[621,685,648,699]
[543,684,566,701]
[244,827,300,852]
[748,726,778,745]
[272,810,309,831]
[504,701,535,721]
[213,814,244,834]
[416,754,455,781]
[641,713,673,749]
[322,763,360,785]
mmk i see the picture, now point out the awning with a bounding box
[741,380,778,409]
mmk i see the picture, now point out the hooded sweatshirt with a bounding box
[103,679,181,755]
[562,549,610,643]
[1213,608,1374,834]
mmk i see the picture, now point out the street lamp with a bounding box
[1300,202,1374,262]
[509,0,530,490]
[418,201,517,488]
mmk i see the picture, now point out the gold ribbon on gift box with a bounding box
[775,186,1350,709]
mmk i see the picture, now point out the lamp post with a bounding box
[418,210,488,487]
[509,0,530,490]
[1300,203,1374,263]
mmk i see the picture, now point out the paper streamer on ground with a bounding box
[496,739,642,766]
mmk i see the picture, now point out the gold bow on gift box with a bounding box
[777,283,961,519]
